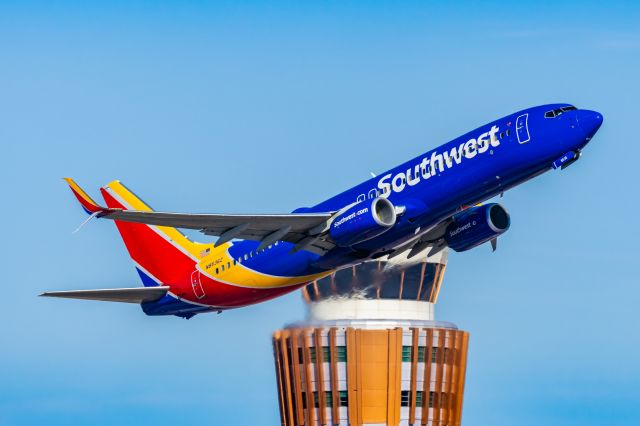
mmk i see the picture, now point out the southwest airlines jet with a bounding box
[43,104,603,319]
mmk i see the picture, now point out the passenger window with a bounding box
[506,129,510,136]
[215,268,219,274]
[221,265,225,272]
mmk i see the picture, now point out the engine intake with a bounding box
[445,203,510,252]
[330,198,397,247]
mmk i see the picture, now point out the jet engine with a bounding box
[445,203,510,252]
[329,198,397,247]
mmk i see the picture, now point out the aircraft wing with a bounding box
[65,178,336,254]
[40,286,170,303]
[105,210,335,253]
[386,203,501,259]
[387,218,451,260]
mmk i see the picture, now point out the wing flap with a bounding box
[40,286,170,304]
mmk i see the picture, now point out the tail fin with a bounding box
[98,180,211,288]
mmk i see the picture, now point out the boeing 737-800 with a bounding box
[43,104,603,318]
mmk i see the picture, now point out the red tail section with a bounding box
[100,181,210,290]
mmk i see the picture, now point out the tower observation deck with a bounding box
[272,249,470,426]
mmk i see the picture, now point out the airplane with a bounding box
[42,104,603,319]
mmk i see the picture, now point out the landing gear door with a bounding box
[516,113,530,144]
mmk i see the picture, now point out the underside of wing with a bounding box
[105,211,331,235]
[387,218,452,260]
[39,286,170,304]
[106,210,336,254]
[64,178,337,255]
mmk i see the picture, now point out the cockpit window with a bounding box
[544,106,577,118]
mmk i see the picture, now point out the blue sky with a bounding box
[2,1,639,425]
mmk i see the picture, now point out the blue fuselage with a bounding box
[228,104,603,276]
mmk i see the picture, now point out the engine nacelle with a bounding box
[445,203,510,252]
[330,198,397,247]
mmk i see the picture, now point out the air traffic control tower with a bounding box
[272,250,469,426]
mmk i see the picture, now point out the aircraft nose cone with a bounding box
[577,110,603,140]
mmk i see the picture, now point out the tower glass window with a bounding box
[401,390,410,407]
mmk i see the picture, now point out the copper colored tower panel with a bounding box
[272,250,469,426]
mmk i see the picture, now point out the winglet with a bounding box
[63,178,108,215]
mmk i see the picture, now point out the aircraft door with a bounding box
[516,113,530,143]
[191,270,206,299]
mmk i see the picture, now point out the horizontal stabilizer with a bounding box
[39,286,170,304]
